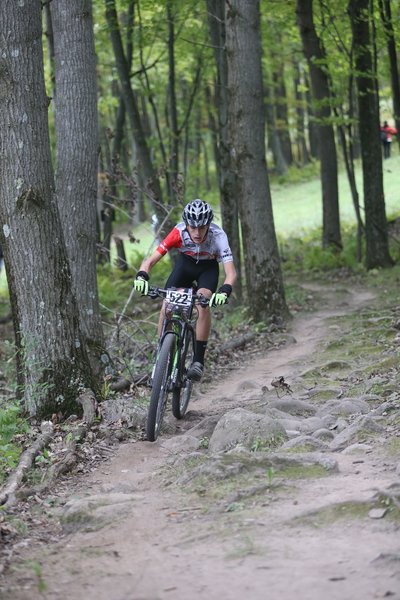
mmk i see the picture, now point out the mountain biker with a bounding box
[134,199,237,381]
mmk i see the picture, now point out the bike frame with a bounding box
[156,293,197,388]
[145,286,209,440]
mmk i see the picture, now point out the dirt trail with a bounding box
[3,283,400,600]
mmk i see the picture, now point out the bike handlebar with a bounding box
[147,286,210,307]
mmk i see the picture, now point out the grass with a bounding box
[271,154,400,237]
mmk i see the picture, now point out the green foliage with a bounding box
[97,264,133,314]
[280,225,368,273]
[0,401,30,482]
[270,161,321,187]
[27,560,47,593]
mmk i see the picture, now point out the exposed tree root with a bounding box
[0,421,54,508]
[220,332,257,352]
[17,423,89,502]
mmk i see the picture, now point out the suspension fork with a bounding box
[158,318,182,386]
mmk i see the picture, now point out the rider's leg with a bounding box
[187,287,212,381]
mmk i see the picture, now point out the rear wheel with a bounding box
[146,333,176,441]
[172,329,194,419]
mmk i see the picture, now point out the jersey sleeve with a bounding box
[216,230,234,263]
[156,227,182,256]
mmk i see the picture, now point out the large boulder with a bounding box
[208,407,287,453]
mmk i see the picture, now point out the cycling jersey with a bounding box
[157,222,233,263]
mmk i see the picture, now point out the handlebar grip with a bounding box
[198,298,210,307]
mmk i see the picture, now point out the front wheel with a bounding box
[172,329,194,419]
[146,333,176,441]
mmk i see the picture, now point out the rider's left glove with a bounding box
[209,292,228,307]
[133,271,149,296]
[209,284,232,307]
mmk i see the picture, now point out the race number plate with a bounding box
[165,288,193,308]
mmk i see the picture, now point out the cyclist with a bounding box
[134,199,237,381]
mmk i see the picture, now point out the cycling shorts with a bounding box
[165,253,219,293]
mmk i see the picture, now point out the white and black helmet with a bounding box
[182,199,214,227]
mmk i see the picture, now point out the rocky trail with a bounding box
[1,280,400,600]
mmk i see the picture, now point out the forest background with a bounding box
[0,0,400,476]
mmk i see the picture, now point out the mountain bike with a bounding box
[145,286,210,442]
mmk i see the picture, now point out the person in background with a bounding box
[380,121,398,159]
[134,199,237,381]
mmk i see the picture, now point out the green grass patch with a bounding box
[0,401,30,483]
[278,464,329,480]
[292,501,371,527]
[385,438,400,457]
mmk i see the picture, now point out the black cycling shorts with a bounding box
[165,253,219,293]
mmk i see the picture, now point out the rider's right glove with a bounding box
[133,271,150,296]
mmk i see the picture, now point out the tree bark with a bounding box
[225,0,289,323]
[349,0,393,268]
[0,0,97,417]
[264,75,288,175]
[206,0,242,302]
[51,0,105,370]
[294,61,310,165]
[296,0,342,250]
[167,0,179,198]
[273,65,294,166]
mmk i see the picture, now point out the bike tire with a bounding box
[146,333,176,441]
[172,328,194,420]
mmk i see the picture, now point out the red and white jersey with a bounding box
[156,222,233,263]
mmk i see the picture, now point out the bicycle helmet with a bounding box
[182,199,214,227]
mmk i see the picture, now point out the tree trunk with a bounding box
[378,0,400,148]
[294,61,310,165]
[264,72,288,176]
[296,0,342,250]
[273,65,294,166]
[0,0,96,417]
[304,71,319,158]
[206,0,243,302]
[349,0,393,268]
[104,0,166,232]
[167,0,179,198]
[51,0,105,369]
[225,0,289,323]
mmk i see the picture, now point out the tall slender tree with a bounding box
[225,0,288,322]
[104,0,166,231]
[349,0,393,268]
[0,0,97,417]
[206,0,242,301]
[296,0,342,250]
[51,0,105,370]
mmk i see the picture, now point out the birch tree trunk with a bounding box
[50,0,105,369]
[0,0,96,417]
[225,0,288,323]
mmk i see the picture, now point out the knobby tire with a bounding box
[146,333,176,441]
[172,328,194,420]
